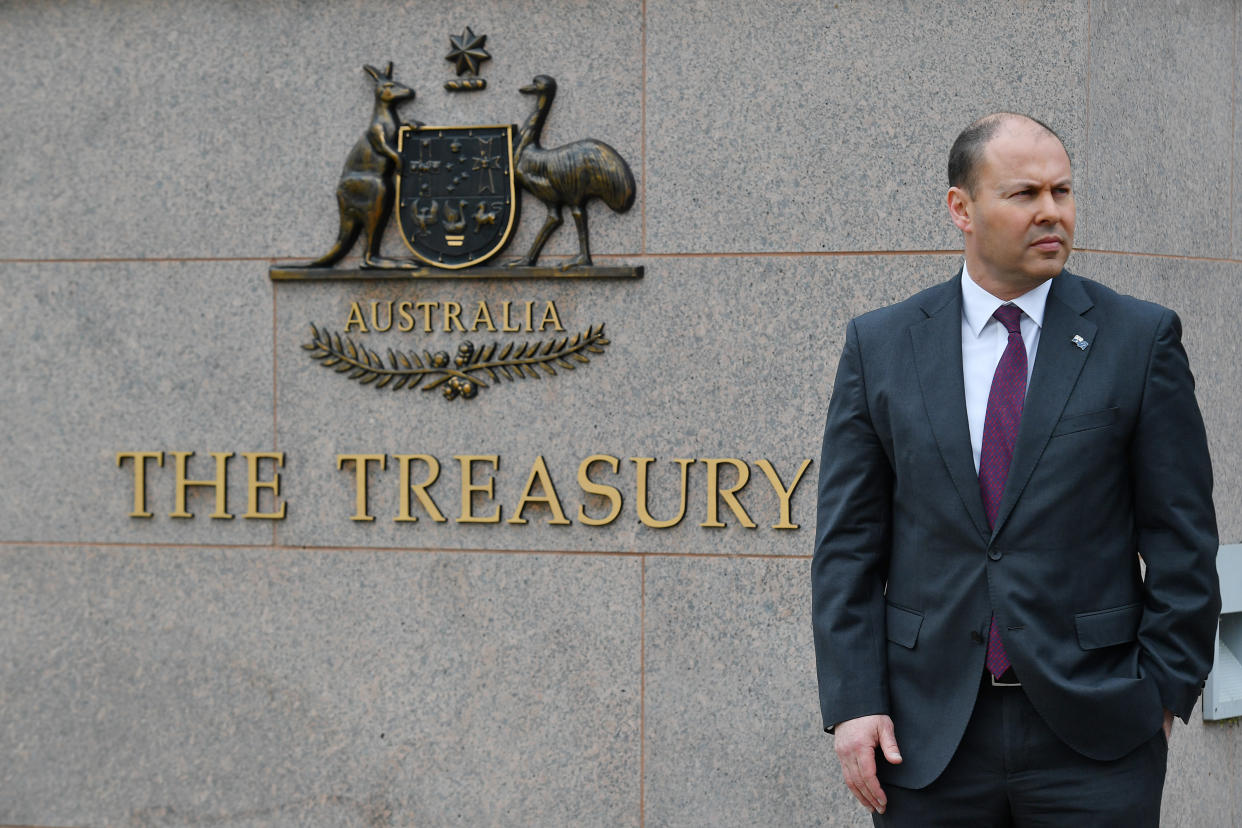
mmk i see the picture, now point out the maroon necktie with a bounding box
[980,304,1025,679]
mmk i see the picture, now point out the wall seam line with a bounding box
[6,249,1242,264]
[1083,0,1092,245]
[271,281,280,547]
[640,0,647,257]
[639,554,647,828]
[0,540,814,560]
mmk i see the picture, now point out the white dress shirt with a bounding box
[961,262,1052,473]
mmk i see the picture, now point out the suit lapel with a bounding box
[911,276,991,541]
[989,272,1096,541]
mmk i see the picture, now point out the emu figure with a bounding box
[508,75,636,269]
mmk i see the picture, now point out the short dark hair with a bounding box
[948,113,1066,194]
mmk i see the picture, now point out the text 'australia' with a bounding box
[344,299,564,333]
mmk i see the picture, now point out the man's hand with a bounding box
[1163,708,1174,744]
[833,714,903,814]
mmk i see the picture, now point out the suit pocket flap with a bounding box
[1075,602,1142,650]
[886,603,924,649]
[1050,406,1119,437]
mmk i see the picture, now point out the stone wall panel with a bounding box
[0,261,274,545]
[1082,0,1233,256]
[0,544,641,826]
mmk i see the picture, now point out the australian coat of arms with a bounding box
[274,31,639,401]
[274,29,639,278]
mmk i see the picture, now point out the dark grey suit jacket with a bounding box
[812,269,1221,789]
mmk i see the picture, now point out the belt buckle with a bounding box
[991,673,1021,687]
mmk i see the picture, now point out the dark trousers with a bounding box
[874,675,1168,827]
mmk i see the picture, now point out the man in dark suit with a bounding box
[812,113,1221,825]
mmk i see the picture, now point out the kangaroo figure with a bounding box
[309,62,420,269]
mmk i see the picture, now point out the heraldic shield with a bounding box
[396,124,518,269]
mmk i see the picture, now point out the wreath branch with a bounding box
[302,323,610,400]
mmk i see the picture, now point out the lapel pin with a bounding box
[1071,334,1089,351]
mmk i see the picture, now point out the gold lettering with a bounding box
[397,300,415,332]
[369,300,394,332]
[344,302,367,333]
[240,451,287,519]
[416,301,438,332]
[394,454,447,523]
[632,457,695,529]
[443,300,465,332]
[471,300,496,332]
[456,454,501,523]
[336,453,386,521]
[169,451,234,519]
[508,455,571,525]
[524,300,534,331]
[755,458,812,530]
[539,301,565,332]
[501,300,520,332]
[700,458,756,528]
[577,454,622,526]
[115,450,163,518]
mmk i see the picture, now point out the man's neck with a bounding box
[962,256,1054,302]
[960,261,1053,336]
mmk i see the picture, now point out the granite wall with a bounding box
[2,1,1239,825]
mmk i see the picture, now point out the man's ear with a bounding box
[947,186,972,233]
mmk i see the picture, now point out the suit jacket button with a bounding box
[988,548,1003,561]
[971,630,984,644]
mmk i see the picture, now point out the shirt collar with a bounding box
[960,260,1053,338]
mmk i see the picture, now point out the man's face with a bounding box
[949,123,1076,300]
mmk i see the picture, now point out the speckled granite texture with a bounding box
[1080,0,1233,257]
[2,0,1240,825]
[0,545,641,826]
[0,261,276,546]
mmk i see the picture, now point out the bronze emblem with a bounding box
[395,125,518,269]
[272,41,641,279]
[444,26,490,91]
[274,31,642,402]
